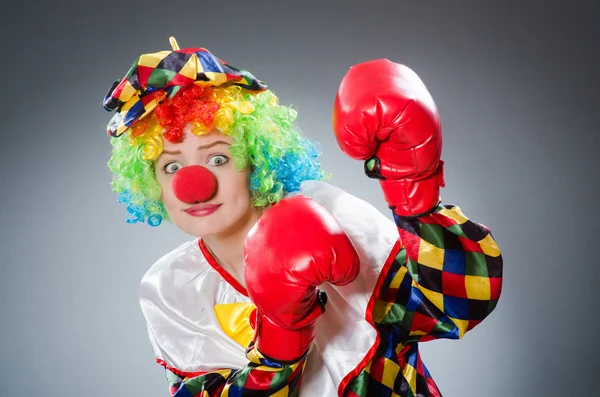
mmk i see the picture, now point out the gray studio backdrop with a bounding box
[1,1,598,396]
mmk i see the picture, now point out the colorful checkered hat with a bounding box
[103,37,267,137]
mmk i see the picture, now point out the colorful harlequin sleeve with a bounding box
[343,203,503,397]
[372,204,503,343]
[159,343,307,397]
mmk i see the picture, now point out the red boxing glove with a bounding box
[333,59,445,217]
[244,196,360,362]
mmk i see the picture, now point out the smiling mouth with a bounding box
[184,204,222,217]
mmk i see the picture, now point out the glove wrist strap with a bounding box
[380,160,445,217]
[254,294,325,363]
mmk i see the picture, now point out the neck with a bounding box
[202,205,268,287]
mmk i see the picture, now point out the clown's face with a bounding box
[155,125,258,238]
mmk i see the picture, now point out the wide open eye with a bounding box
[163,161,183,174]
[208,155,229,167]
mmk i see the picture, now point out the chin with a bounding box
[180,220,227,239]
[167,212,219,237]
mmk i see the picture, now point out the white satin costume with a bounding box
[139,180,399,396]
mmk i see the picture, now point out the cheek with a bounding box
[155,172,177,209]
[216,168,252,201]
[232,170,252,198]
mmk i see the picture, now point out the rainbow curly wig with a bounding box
[108,84,326,227]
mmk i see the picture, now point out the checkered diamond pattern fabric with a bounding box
[344,204,502,396]
[163,342,307,397]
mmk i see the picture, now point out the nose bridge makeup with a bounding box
[172,165,217,204]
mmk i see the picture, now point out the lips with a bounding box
[184,204,222,217]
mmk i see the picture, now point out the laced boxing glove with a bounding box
[244,195,360,362]
[333,59,445,217]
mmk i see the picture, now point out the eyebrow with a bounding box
[162,140,231,155]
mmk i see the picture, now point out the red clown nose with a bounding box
[172,165,217,204]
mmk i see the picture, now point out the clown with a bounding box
[103,38,503,397]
